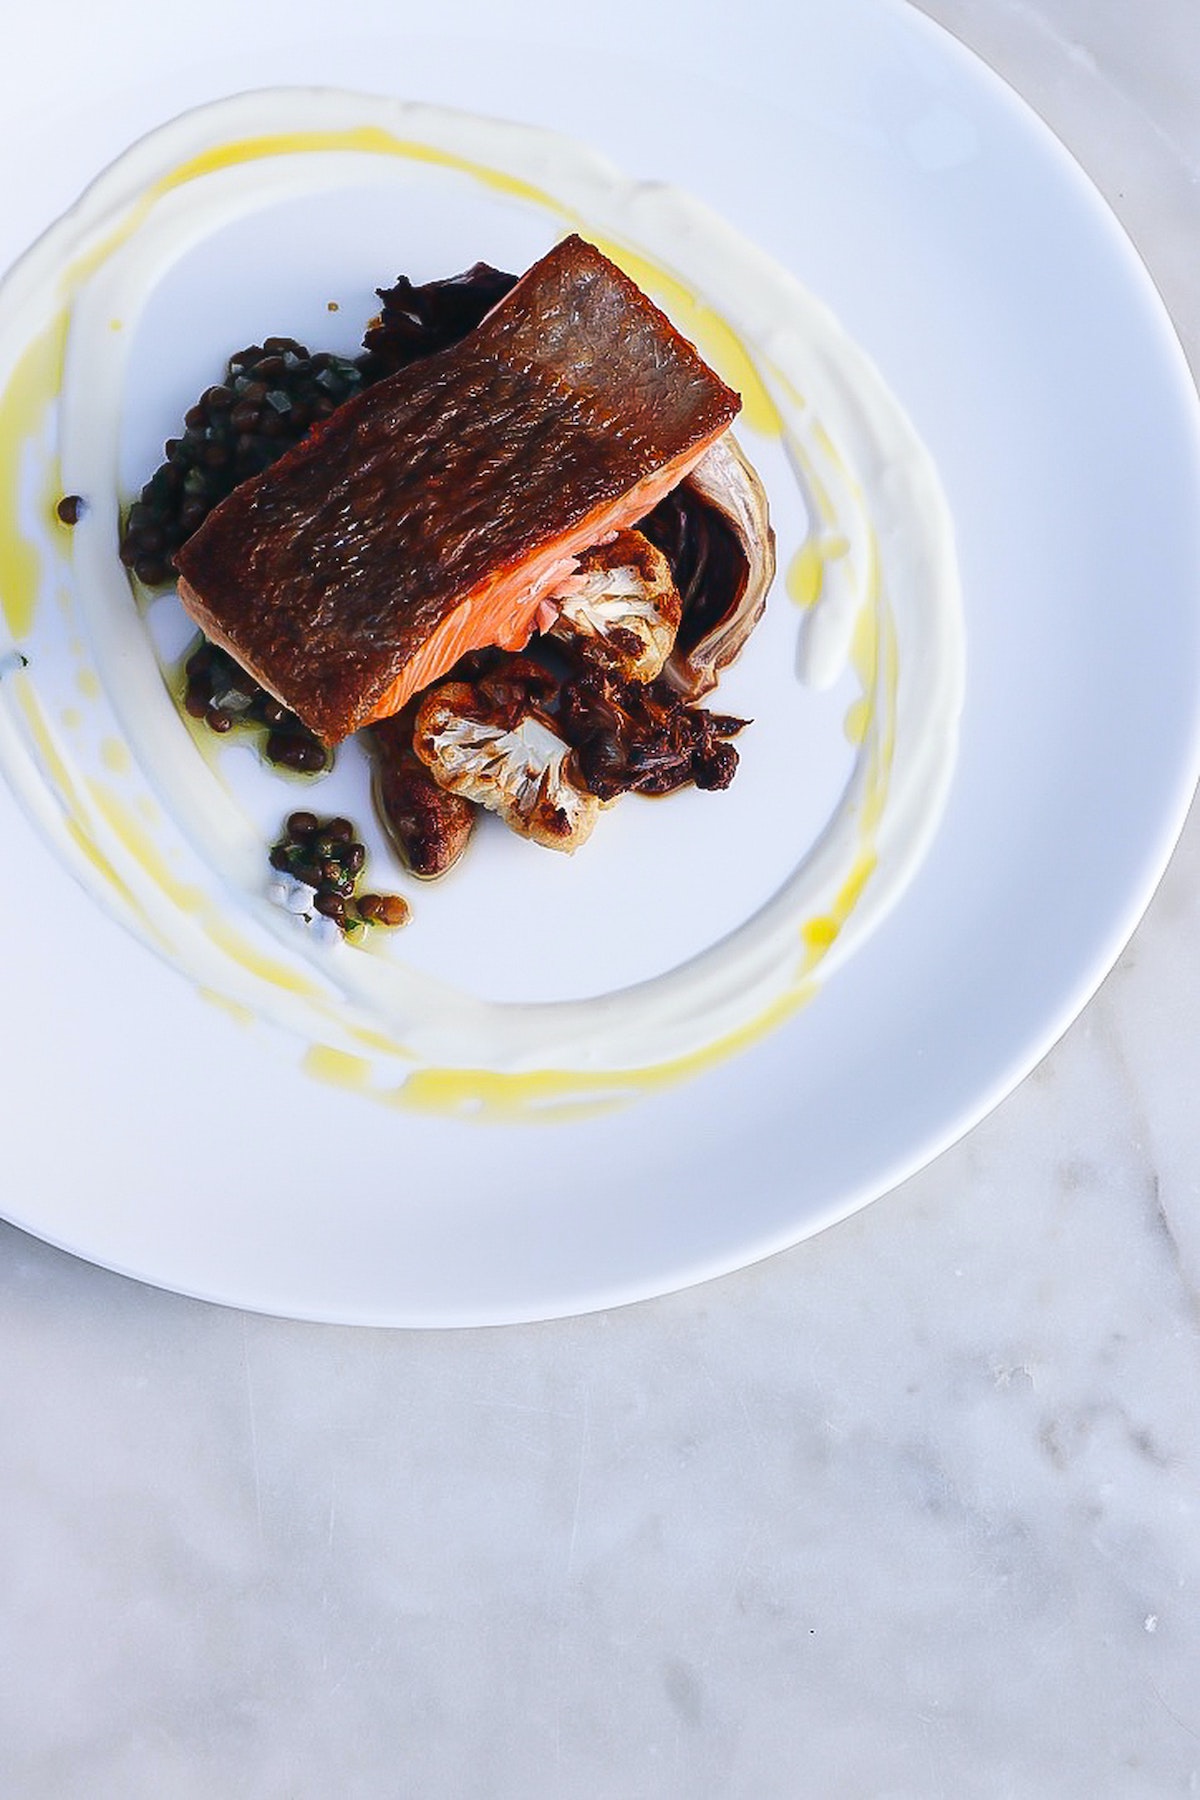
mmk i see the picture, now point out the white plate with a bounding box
[0,1,1197,1325]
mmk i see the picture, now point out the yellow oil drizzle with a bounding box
[0,311,67,639]
[850,591,878,688]
[346,1021,417,1059]
[787,541,824,610]
[391,979,818,1123]
[790,439,838,530]
[843,698,870,745]
[801,915,838,956]
[61,706,82,731]
[303,1044,374,1091]
[846,538,897,843]
[60,127,574,300]
[161,128,560,214]
[202,914,325,998]
[812,420,842,468]
[101,735,132,774]
[867,602,900,835]
[76,667,100,699]
[86,778,206,914]
[84,768,329,1002]
[199,987,255,1027]
[64,818,147,934]
[13,680,155,934]
[799,850,880,969]
[786,534,851,610]
[764,360,809,416]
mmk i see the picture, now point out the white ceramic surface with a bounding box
[2,2,1200,1794]
[0,0,1197,1327]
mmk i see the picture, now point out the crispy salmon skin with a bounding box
[174,236,741,744]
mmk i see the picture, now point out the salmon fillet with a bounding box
[174,236,741,745]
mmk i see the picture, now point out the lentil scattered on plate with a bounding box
[268,812,410,937]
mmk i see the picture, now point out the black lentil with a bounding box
[265,730,328,774]
[181,638,331,775]
[269,813,410,936]
[119,338,366,586]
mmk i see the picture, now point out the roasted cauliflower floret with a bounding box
[413,662,600,852]
[547,529,681,683]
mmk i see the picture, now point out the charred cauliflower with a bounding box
[547,530,681,683]
[413,660,600,853]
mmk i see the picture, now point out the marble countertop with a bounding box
[3,2,1199,1793]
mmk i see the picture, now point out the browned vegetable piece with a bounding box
[557,665,748,799]
[370,707,477,880]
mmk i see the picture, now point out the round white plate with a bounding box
[0,0,1197,1325]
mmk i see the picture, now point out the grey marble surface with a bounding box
[3,2,1200,1794]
